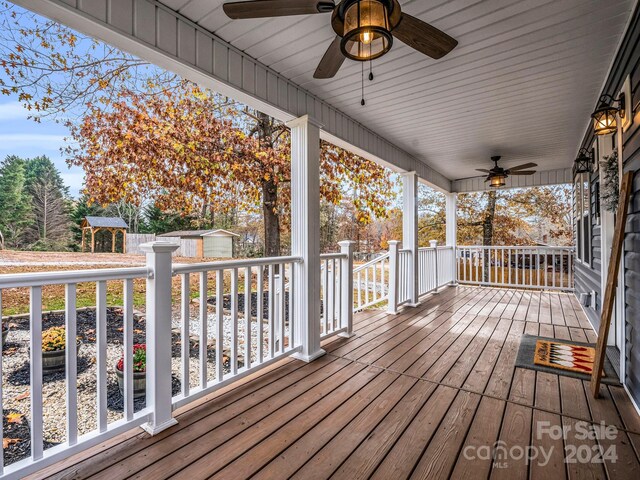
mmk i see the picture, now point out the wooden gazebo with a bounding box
[81,216,128,253]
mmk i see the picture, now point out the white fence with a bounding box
[126,234,198,257]
[456,246,574,291]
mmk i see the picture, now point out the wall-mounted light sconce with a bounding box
[573,148,593,177]
[591,93,626,135]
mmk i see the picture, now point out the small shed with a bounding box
[158,229,239,258]
[81,216,128,253]
[202,229,239,258]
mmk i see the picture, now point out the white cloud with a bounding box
[0,101,30,121]
[0,133,68,150]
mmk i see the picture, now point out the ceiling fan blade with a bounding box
[508,171,536,176]
[314,37,345,79]
[223,0,335,19]
[508,162,538,171]
[476,169,491,173]
[392,14,458,59]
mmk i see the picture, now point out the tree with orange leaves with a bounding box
[67,81,395,256]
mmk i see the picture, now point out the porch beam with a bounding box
[288,115,324,362]
[451,167,573,193]
[402,172,419,306]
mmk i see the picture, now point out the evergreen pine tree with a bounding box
[0,156,32,248]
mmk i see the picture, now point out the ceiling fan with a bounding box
[476,156,538,188]
[222,0,458,79]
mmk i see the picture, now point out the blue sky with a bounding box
[0,98,84,196]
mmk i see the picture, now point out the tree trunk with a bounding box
[262,179,280,257]
[482,191,497,282]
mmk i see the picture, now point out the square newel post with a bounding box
[287,115,325,362]
[387,241,400,314]
[338,240,355,338]
[402,172,419,306]
[140,241,179,435]
[445,192,458,285]
[430,240,439,292]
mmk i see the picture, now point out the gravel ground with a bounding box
[2,303,284,467]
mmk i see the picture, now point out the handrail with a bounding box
[320,253,347,260]
[0,267,149,288]
[353,252,389,273]
[172,255,303,275]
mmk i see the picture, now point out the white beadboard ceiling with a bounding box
[159,0,631,181]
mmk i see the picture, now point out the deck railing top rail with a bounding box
[172,255,303,275]
[0,267,149,289]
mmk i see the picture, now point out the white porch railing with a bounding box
[170,255,302,409]
[353,252,390,311]
[0,266,151,479]
[456,246,574,291]
[0,245,307,479]
[417,245,456,296]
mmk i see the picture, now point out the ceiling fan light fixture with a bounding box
[489,174,507,188]
[341,0,393,61]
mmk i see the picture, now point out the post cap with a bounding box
[338,240,356,249]
[139,241,180,253]
[429,240,438,248]
[387,240,400,245]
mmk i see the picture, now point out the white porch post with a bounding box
[445,192,458,285]
[141,241,180,435]
[402,172,419,306]
[288,115,325,362]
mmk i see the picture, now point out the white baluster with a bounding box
[199,271,207,387]
[30,286,43,460]
[65,283,78,444]
[96,280,107,433]
[124,278,134,421]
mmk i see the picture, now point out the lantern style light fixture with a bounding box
[489,173,507,188]
[340,0,393,61]
[591,94,625,135]
[573,148,593,177]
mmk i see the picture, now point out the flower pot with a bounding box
[42,341,81,372]
[115,368,146,399]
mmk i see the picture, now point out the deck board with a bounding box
[30,286,640,480]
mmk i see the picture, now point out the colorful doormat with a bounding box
[533,339,595,374]
[515,334,619,384]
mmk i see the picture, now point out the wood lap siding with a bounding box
[576,3,640,407]
[625,158,640,406]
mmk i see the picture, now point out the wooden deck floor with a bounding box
[31,286,640,479]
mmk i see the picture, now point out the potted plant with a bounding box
[115,343,146,399]
[41,326,81,372]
